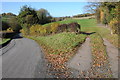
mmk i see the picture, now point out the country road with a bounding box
[1,35,47,78]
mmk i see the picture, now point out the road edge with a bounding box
[0,39,16,56]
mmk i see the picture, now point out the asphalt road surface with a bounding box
[2,35,47,78]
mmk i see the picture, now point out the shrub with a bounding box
[109,18,119,34]
[9,17,22,32]
[46,26,51,35]
[30,24,42,35]
[20,24,31,35]
[57,24,68,33]
[50,23,60,34]
[2,21,10,30]
[25,15,38,25]
[26,22,81,36]
[29,24,52,36]
[22,26,28,35]
[20,29,25,35]
[67,22,81,33]
[39,26,47,36]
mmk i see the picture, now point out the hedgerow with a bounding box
[21,22,81,36]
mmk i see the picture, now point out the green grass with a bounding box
[82,26,119,48]
[28,32,87,54]
[43,18,97,27]
[0,38,10,45]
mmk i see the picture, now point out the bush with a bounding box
[2,21,10,30]
[39,26,47,36]
[46,26,51,35]
[26,22,81,36]
[29,24,48,36]
[30,24,42,35]
[20,29,25,35]
[109,18,119,34]
[9,17,22,32]
[25,15,38,25]
[57,24,68,33]
[22,24,31,35]
[67,22,81,33]
[50,23,60,34]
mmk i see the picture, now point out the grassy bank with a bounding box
[28,32,87,57]
[35,32,86,54]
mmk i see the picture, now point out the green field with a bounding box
[43,18,96,28]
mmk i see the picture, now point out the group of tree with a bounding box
[1,13,21,32]
[1,5,52,33]
[1,5,72,33]
[86,2,119,34]
[72,13,94,18]
[51,16,71,22]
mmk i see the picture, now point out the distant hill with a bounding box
[1,13,16,17]
[72,13,95,18]
[1,13,16,22]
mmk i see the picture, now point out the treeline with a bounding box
[1,5,52,32]
[1,13,16,17]
[95,2,119,34]
[1,12,21,32]
[51,16,71,22]
[73,13,94,18]
[1,5,73,33]
[1,5,68,33]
